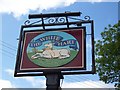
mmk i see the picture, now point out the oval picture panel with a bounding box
[27,31,80,68]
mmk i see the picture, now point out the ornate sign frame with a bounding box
[14,12,95,77]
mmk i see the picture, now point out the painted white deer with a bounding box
[31,43,70,59]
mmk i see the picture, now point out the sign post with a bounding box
[44,71,63,90]
[14,12,95,89]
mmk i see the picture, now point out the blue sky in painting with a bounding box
[27,31,80,51]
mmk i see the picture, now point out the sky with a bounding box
[0,0,119,89]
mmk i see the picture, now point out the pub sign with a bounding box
[16,27,86,74]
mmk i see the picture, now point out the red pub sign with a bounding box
[17,27,86,73]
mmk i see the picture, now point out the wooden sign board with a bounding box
[15,27,86,76]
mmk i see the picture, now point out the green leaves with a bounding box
[95,21,120,88]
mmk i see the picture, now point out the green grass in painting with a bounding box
[27,50,78,68]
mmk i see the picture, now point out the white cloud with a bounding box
[76,0,119,2]
[5,68,46,87]
[0,15,2,78]
[21,77,46,87]
[86,38,91,48]
[0,78,115,89]
[5,69,14,77]
[62,80,115,88]
[1,0,119,18]
[5,69,115,88]
[0,79,13,89]
[88,0,102,3]
[0,0,77,18]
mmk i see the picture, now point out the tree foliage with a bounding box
[95,21,120,88]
